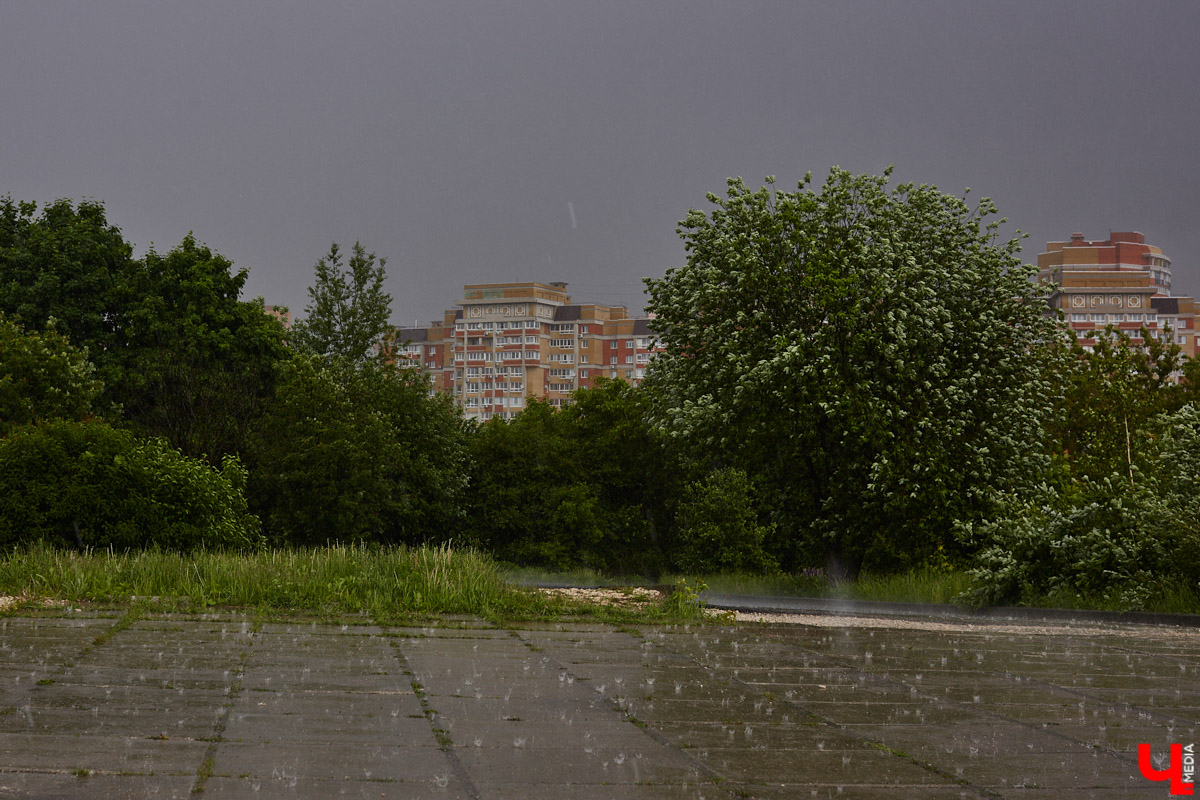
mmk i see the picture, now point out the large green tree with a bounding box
[0,197,135,390]
[644,168,1057,578]
[112,234,288,463]
[292,241,393,361]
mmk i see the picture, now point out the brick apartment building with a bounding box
[387,282,661,420]
[1038,231,1196,360]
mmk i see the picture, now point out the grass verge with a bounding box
[0,543,709,622]
[670,568,1200,615]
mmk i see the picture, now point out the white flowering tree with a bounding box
[643,168,1057,579]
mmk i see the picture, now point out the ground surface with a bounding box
[1,607,1196,798]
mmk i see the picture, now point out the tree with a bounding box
[292,241,393,361]
[111,234,289,463]
[465,399,607,570]
[0,315,104,435]
[1046,325,1186,486]
[464,382,680,574]
[246,355,467,546]
[0,197,135,391]
[643,168,1057,579]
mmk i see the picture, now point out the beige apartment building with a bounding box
[387,282,660,420]
[1038,231,1196,360]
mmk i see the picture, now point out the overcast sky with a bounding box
[3,2,1197,325]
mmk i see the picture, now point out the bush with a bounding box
[959,477,1191,610]
[0,420,261,550]
[673,468,776,574]
[246,355,468,546]
[961,402,1200,611]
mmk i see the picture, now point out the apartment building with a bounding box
[387,282,661,420]
[1038,231,1195,359]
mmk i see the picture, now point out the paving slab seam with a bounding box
[509,627,744,798]
[684,632,1021,799]
[379,620,483,800]
[5,609,135,715]
[752,626,1182,762]
[752,624,1197,759]
[188,616,258,795]
[743,626,1151,790]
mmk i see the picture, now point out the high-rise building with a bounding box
[1037,231,1195,359]
[386,282,661,420]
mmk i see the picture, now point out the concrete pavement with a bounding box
[1,608,1197,798]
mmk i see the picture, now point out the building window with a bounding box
[580,370,589,378]
[625,340,634,349]
[609,356,618,365]
[580,355,588,364]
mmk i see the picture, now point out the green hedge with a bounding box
[0,420,261,550]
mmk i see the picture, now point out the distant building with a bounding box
[263,304,293,329]
[385,282,661,420]
[1037,231,1195,360]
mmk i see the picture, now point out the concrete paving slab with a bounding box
[0,771,196,800]
[201,775,472,799]
[1,609,1196,798]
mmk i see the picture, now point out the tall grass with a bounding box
[0,542,558,618]
[0,543,713,621]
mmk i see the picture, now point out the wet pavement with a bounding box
[1,608,1197,798]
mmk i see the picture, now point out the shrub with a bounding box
[246,355,467,546]
[673,468,777,573]
[0,420,261,550]
[959,477,1189,610]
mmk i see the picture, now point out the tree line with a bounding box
[2,173,1199,609]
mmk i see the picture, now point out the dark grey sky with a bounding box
[3,2,1197,324]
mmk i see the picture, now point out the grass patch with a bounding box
[0,543,707,621]
[667,567,971,606]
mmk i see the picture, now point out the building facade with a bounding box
[387,282,661,420]
[1037,231,1195,360]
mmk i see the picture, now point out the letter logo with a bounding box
[1139,744,1195,795]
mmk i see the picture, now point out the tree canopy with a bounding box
[644,168,1057,578]
[112,234,289,463]
[291,241,393,361]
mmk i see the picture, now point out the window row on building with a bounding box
[385,282,663,420]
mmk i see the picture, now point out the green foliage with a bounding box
[0,542,559,618]
[247,355,467,546]
[673,468,776,573]
[662,577,708,619]
[1047,325,1187,484]
[0,315,103,434]
[963,402,1200,611]
[466,382,675,575]
[0,420,261,551]
[466,399,607,569]
[0,197,135,392]
[292,241,394,361]
[959,479,1187,611]
[112,234,289,463]
[644,168,1056,578]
